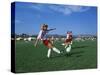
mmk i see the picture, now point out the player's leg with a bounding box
[62,39,69,48]
[43,40,61,58]
[47,48,51,58]
[43,40,52,58]
[66,44,71,53]
[70,41,73,45]
[65,39,72,50]
[64,43,68,48]
[66,41,72,52]
[48,43,60,54]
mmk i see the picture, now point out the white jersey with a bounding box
[37,30,48,40]
[66,34,70,39]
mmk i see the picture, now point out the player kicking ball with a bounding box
[61,31,73,54]
[34,24,61,58]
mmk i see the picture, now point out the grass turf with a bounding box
[15,40,97,73]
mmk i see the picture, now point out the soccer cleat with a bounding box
[61,43,65,46]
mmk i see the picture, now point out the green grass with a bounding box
[15,40,97,73]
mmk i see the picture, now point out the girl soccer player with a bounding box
[34,24,61,58]
[62,31,73,53]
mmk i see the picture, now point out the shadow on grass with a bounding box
[50,50,84,59]
[40,45,87,59]
[72,45,89,49]
[69,51,84,57]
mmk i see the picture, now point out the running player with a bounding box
[34,24,61,58]
[62,31,73,53]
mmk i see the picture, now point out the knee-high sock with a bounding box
[47,48,51,58]
[66,45,71,53]
[52,47,60,54]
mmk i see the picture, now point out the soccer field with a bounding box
[15,40,97,73]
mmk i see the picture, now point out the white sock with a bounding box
[66,45,71,53]
[52,47,60,54]
[47,48,51,58]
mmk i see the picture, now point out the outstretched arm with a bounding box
[47,28,56,31]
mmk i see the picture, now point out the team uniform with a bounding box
[65,32,73,53]
[65,32,72,44]
[37,30,51,47]
[61,32,73,53]
[37,29,60,58]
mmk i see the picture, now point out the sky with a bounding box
[14,2,97,35]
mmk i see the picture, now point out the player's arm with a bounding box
[47,28,56,31]
[34,39,39,47]
[34,30,42,47]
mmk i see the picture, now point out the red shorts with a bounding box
[43,40,51,46]
[65,39,72,43]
